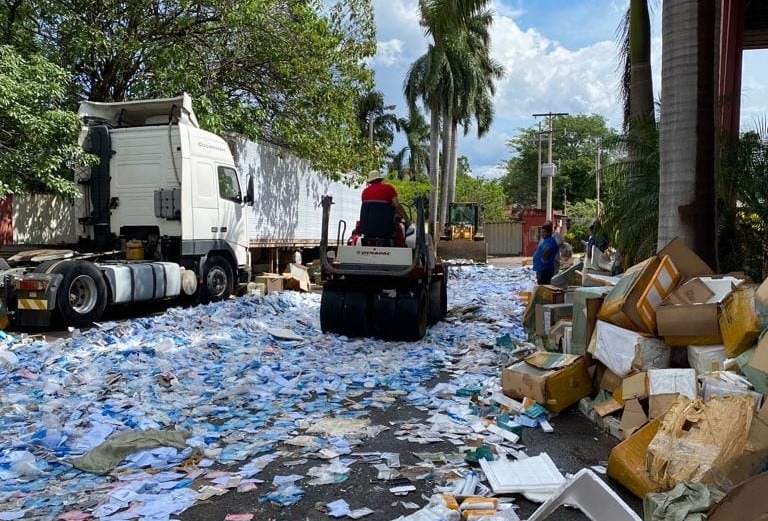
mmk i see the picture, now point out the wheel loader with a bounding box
[436,202,488,263]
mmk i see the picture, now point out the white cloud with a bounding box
[375,39,405,67]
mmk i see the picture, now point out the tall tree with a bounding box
[5,0,378,179]
[391,108,430,180]
[355,90,398,149]
[657,0,717,266]
[0,46,94,196]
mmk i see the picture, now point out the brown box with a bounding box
[253,273,284,294]
[282,263,310,292]
[622,372,649,400]
[719,285,762,358]
[502,354,593,414]
[619,398,648,438]
[656,276,742,346]
[523,285,570,331]
[598,239,712,334]
[535,303,573,337]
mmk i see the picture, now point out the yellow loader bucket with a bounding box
[436,239,488,263]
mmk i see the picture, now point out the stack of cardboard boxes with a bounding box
[504,238,768,500]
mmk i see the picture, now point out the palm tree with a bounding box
[657,0,717,267]
[619,0,655,133]
[391,108,430,180]
[355,90,398,148]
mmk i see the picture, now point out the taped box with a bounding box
[719,285,761,358]
[502,353,593,414]
[598,238,711,335]
[591,321,670,377]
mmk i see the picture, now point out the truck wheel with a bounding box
[201,255,233,303]
[54,261,107,327]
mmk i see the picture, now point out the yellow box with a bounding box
[607,419,663,499]
[719,285,762,358]
[637,255,681,334]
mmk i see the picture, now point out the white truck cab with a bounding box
[10,94,254,327]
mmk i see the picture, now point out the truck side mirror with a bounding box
[244,175,255,206]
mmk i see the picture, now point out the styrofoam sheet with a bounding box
[479,453,565,494]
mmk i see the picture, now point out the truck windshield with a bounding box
[217,166,242,203]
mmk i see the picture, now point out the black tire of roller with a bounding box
[389,286,428,341]
[428,273,448,325]
[321,288,370,337]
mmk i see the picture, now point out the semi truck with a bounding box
[2,94,361,328]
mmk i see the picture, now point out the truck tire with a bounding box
[201,255,234,303]
[53,261,108,327]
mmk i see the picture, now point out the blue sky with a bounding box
[370,0,768,178]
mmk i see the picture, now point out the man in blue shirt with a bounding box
[533,222,558,285]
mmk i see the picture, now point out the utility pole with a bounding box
[537,122,543,209]
[596,148,602,219]
[533,111,568,222]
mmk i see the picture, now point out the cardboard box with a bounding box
[737,342,768,395]
[622,372,648,400]
[598,239,712,334]
[719,285,761,358]
[253,273,284,294]
[282,263,310,292]
[523,285,570,331]
[619,398,648,438]
[592,320,670,377]
[607,419,663,499]
[570,286,612,355]
[502,353,593,414]
[656,276,742,345]
[686,345,727,376]
[600,369,623,392]
[547,319,572,352]
[536,303,573,337]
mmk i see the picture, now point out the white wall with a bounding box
[13,194,77,245]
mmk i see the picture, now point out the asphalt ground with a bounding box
[9,257,644,520]
[178,380,642,521]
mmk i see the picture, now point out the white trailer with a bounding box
[226,137,362,271]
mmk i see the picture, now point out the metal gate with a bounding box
[484,221,523,255]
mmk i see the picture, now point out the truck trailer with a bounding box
[3,94,361,328]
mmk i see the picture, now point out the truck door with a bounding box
[215,165,247,254]
[191,160,219,243]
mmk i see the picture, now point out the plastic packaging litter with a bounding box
[0,265,533,518]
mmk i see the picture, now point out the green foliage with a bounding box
[717,129,768,280]
[387,176,432,205]
[502,114,618,209]
[5,0,377,179]
[391,108,430,180]
[564,199,598,252]
[454,163,507,222]
[0,46,93,196]
[601,119,659,266]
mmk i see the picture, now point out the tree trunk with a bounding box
[447,119,459,210]
[439,107,452,227]
[428,102,441,238]
[628,0,655,126]
[658,0,717,268]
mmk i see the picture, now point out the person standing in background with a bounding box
[533,222,558,285]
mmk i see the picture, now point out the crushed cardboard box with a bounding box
[570,286,612,355]
[598,238,712,335]
[622,372,648,400]
[646,396,755,490]
[282,263,311,292]
[536,303,573,337]
[719,285,761,358]
[607,419,663,499]
[502,353,593,414]
[619,398,648,439]
[656,276,742,346]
